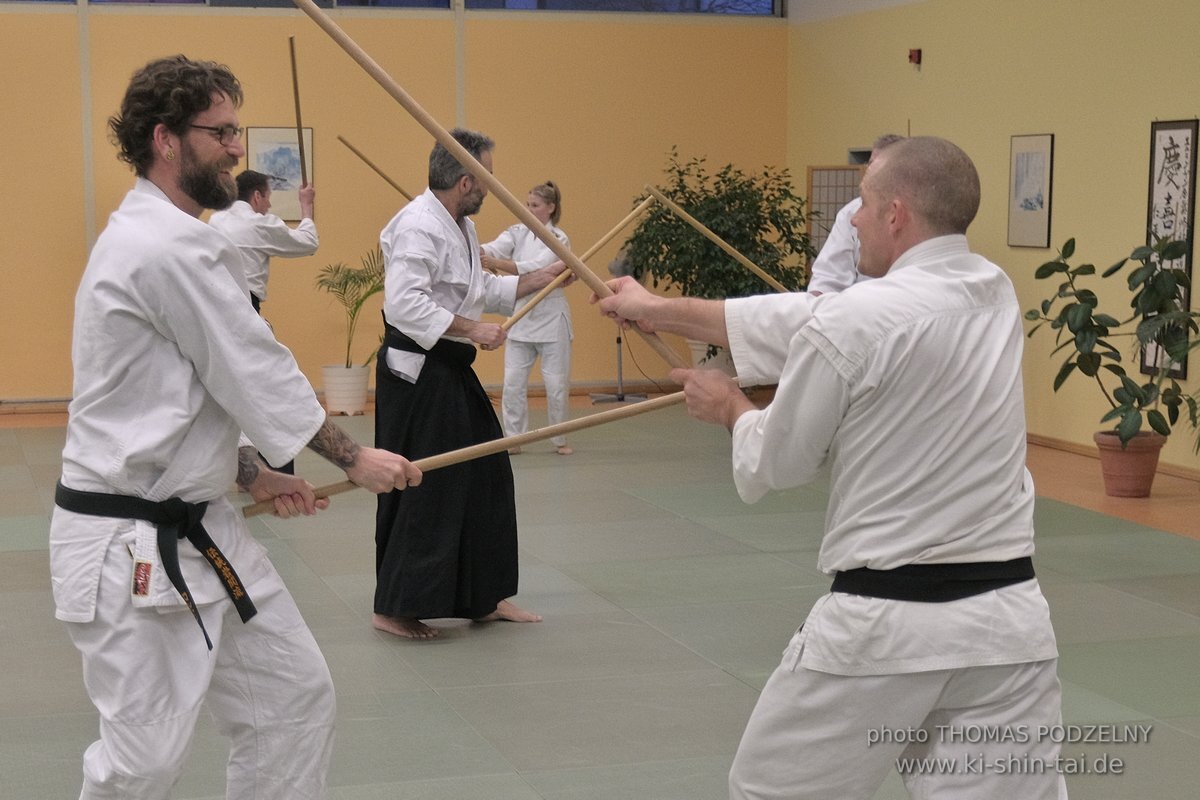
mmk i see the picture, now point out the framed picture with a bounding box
[1141,118,1197,378]
[245,127,314,222]
[1007,133,1054,248]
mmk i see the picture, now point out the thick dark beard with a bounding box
[179,144,236,211]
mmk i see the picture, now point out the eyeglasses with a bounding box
[189,124,244,145]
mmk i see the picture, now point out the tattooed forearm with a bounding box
[307,418,361,469]
[237,446,261,490]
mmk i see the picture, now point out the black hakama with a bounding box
[373,328,519,620]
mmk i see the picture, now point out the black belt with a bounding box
[383,320,477,367]
[830,557,1034,602]
[55,482,257,650]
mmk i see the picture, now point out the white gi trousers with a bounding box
[502,337,572,446]
[729,628,1068,800]
[67,535,335,800]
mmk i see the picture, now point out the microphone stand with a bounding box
[590,332,646,404]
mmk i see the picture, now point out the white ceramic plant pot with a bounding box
[322,365,370,416]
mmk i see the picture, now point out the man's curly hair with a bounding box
[108,55,243,177]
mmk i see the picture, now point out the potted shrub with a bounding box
[314,247,385,415]
[1024,235,1200,496]
[623,148,815,367]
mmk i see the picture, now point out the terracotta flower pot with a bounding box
[1092,430,1166,498]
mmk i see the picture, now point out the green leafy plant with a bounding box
[315,247,385,368]
[1024,235,1200,450]
[623,148,815,302]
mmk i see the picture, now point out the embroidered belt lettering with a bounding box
[54,482,257,650]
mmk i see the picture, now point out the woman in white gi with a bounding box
[481,181,574,454]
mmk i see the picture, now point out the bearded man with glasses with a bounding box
[50,54,421,799]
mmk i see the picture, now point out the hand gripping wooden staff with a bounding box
[337,135,414,201]
[242,391,686,518]
[501,195,656,331]
[288,36,308,187]
[290,0,687,370]
[644,185,789,294]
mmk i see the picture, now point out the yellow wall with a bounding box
[788,0,1200,472]
[0,11,85,399]
[5,1,1197,472]
[467,14,789,383]
[0,6,786,402]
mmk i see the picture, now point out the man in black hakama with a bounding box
[372,129,568,639]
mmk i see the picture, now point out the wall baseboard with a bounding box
[1027,433,1200,483]
[0,398,69,415]
[9,398,1195,483]
[0,382,673,415]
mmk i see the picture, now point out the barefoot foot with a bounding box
[555,445,573,455]
[372,613,440,640]
[475,598,543,623]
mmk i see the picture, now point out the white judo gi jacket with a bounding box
[51,179,327,623]
[481,222,572,343]
[808,196,872,295]
[208,199,319,302]
[379,189,518,379]
[724,235,1058,676]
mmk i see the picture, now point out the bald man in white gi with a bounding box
[50,55,421,799]
[597,137,1067,800]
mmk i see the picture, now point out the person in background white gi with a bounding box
[373,129,569,640]
[210,169,319,475]
[481,180,575,455]
[50,55,422,800]
[596,137,1066,800]
[807,133,905,296]
[208,169,319,312]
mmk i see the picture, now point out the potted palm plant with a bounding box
[623,148,815,368]
[1024,235,1200,495]
[315,246,385,415]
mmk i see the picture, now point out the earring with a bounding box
[165,149,176,162]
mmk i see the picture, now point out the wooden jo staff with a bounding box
[242,391,686,518]
[290,0,687,370]
[288,36,308,187]
[338,135,413,201]
[501,194,656,331]
[644,184,789,294]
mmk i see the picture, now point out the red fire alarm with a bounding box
[908,48,922,66]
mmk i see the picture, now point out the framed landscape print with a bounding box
[1007,133,1054,248]
[245,127,314,222]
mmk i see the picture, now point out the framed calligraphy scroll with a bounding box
[1007,134,1054,248]
[1142,119,1197,378]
